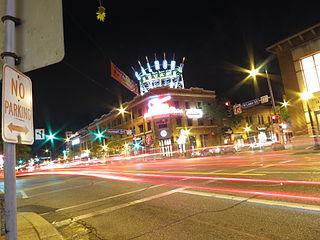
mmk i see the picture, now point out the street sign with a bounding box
[107,129,133,135]
[260,95,269,104]
[241,98,260,109]
[233,104,242,115]
[35,129,45,140]
[16,0,64,73]
[0,0,64,76]
[2,64,34,144]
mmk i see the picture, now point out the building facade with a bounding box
[69,87,218,158]
[231,105,292,145]
[267,23,320,137]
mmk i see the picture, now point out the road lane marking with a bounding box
[54,187,186,227]
[122,170,265,176]
[178,189,320,212]
[41,183,165,215]
[19,190,28,199]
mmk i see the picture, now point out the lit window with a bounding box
[301,53,320,93]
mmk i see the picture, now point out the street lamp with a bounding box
[248,67,282,143]
[300,91,320,150]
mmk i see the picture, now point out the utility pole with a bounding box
[2,0,18,239]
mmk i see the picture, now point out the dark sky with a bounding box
[27,0,319,138]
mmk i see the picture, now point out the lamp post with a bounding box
[117,106,135,154]
[301,91,320,150]
[248,67,282,143]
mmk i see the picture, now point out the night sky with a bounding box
[26,1,319,139]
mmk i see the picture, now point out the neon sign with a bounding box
[133,54,185,95]
[144,96,183,118]
[186,109,203,119]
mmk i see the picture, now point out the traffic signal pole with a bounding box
[2,0,18,239]
[266,69,284,144]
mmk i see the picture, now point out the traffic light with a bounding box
[271,115,279,123]
[224,101,232,117]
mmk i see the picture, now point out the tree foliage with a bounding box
[203,100,243,135]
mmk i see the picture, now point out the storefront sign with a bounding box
[186,109,203,118]
[144,96,183,118]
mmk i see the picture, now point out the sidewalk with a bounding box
[1,212,63,240]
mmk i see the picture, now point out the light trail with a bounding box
[18,171,138,182]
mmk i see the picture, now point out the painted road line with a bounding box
[178,189,320,212]
[54,187,187,227]
[26,180,109,198]
[43,183,166,214]
[19,190,28,199]
[259,171,320,174]
[122,170,265,176]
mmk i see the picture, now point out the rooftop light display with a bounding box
[133,53,185,95]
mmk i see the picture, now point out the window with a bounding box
[176,117,182,127]
[138,124,144,133]
[174,101,180,109]
[158,124,167,129]
[187,118,193,126]
[196,102,202,109]
[301,53,320,93]
[200,134,209,147]
[185,101,190,109]
[198,118,204,126]
[147,121,151,131]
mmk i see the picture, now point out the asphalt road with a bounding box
[9,149,320,239]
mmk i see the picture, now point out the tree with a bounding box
[203,100,243,135]
[276,105,290,123]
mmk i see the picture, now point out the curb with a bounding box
[17,212,63,240]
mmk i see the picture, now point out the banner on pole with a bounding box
[110,61,139,95]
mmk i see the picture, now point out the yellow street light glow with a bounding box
[65,138,70,142]
[184,129,190,135]
[118,107,126,114]
[45,149,49,153]
[102,145,108,151]
[281,101,289,107]
[301,91,312,101]
[244,126,251,132]
[248,67,259,77]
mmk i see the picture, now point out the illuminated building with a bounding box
[266,23,320,139]
[71,87,217,157]
[231,105,292,145]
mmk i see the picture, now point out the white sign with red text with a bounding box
[2,65,34,144]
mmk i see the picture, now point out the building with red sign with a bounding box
[69,87,217,157]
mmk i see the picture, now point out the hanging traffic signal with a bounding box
[224,101,233,117]
[271,115,279,123]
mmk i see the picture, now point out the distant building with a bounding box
[267,23,320,136]
[69,87,218,158]
[231,105,292,145]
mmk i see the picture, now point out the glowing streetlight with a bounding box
[300,91,312,101]
[300,91,320,150]
[244,126,251,132]
[118,106,127,115]
[47,134,55,140]
[248,68,259,77]
[281,100,289,108]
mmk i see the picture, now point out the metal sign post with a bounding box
[2,1,18,239]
